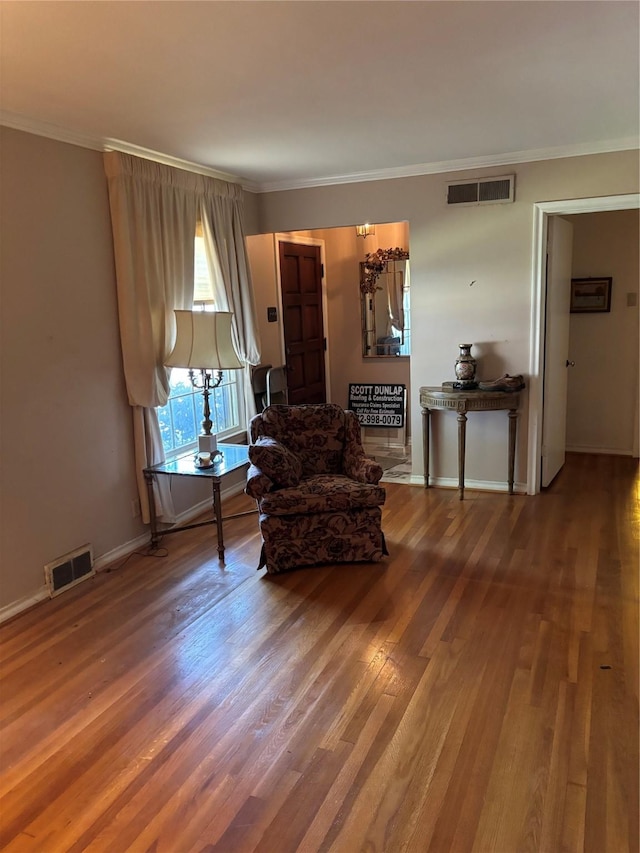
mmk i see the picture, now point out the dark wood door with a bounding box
[279,241,326,404]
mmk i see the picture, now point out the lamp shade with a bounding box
[165,310,243,370]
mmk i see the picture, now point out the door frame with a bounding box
[274,233,331,402]
[527,193,640,494]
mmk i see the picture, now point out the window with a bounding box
[157,227,244,457]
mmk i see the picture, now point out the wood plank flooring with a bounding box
[1,452,638,852]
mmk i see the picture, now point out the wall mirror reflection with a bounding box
[361,250,410,358]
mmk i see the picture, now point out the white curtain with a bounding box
[200,185,261,424]
[104,152,197,523]
[105,152,261,523]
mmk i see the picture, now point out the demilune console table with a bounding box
[143,443,252,561]
[419,386,522,500]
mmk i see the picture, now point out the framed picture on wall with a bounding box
[570,277,612,313]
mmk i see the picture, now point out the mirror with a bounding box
[360,249,410,358]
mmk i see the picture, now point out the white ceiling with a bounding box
[1,1,638,192]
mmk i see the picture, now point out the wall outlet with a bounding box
[131,497,141,518]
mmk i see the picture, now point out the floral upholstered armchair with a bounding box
[245,404,388,574]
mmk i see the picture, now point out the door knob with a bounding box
[566,360,576,367]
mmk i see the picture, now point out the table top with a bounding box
[144,443,249,479]
[420,386,522,411]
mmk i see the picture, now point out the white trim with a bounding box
[0,587,49,625]
[0,110,104,152]
[273,234,332,402]
[95,478,247,569]
[0,480,248,624]
[256,139,639,193]
[103,139,258,191]
[419,477,527,494]
[2,109,636,196]
[528,193,640,495]
[0,110,259,192]
[566,445,633,456]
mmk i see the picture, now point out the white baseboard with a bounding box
[0,587,49,625]
[0,481,248,624]
[420,476,527,494]
[94,479,247,571]
[566,445,633,456]
[364,438,411,452]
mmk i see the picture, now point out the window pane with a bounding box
[160,366,242,457]
[157,402,175,453]
[158,224,244,458]
[194,234,214,303]
[170,393,198,447]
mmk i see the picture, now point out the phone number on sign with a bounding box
[358,413,403,426]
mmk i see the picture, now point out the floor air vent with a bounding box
[45,545,94,597]
[447,175,515,206]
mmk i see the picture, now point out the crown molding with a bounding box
[2,110,636,195]
[102,138,259,192]
[255,138,640,193]
[0,110,104,151]
[0,110,259,192]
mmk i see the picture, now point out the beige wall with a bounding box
[0,127,257,615]
[0,128,141,611]
[1,126,637,616]
[257,151,639,488]
[565,209,639,454]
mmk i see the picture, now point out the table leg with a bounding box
[508,409,518,494]
[212,481,225,562]
[457,412,467,500]
[422,408,430,488]
[144,470,161,548]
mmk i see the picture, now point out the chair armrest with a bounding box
[245,464,275,499]
[342,409,383,484]
[344,453,383,484]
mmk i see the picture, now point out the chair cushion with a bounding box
[248,436,302,488]
[258,474,386,516]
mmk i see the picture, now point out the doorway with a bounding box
[275,235,329,404]
[528,194,640,494]
[277,240,326,404]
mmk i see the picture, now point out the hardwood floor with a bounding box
[1,453,638,852]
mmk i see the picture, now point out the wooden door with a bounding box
[541,216,574,487]
[278,241,326,404]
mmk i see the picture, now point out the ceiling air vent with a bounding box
[447,175,515,206]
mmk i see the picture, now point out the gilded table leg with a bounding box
[212,481,225,562]
[508,409,518,494]
[422,408,430,488]
[457,411,467,500]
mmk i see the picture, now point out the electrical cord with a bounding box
[104,541,169,573]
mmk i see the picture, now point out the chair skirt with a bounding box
[257,506,386,574]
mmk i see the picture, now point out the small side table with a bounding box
[419,386,522,500]
[143,444,252,562]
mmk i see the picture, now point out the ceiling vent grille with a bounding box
[45,544,94,597]
[447,175,515,206]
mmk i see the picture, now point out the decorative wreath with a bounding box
[361,247,410,294]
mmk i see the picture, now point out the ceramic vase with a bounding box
[454,343,477,388]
